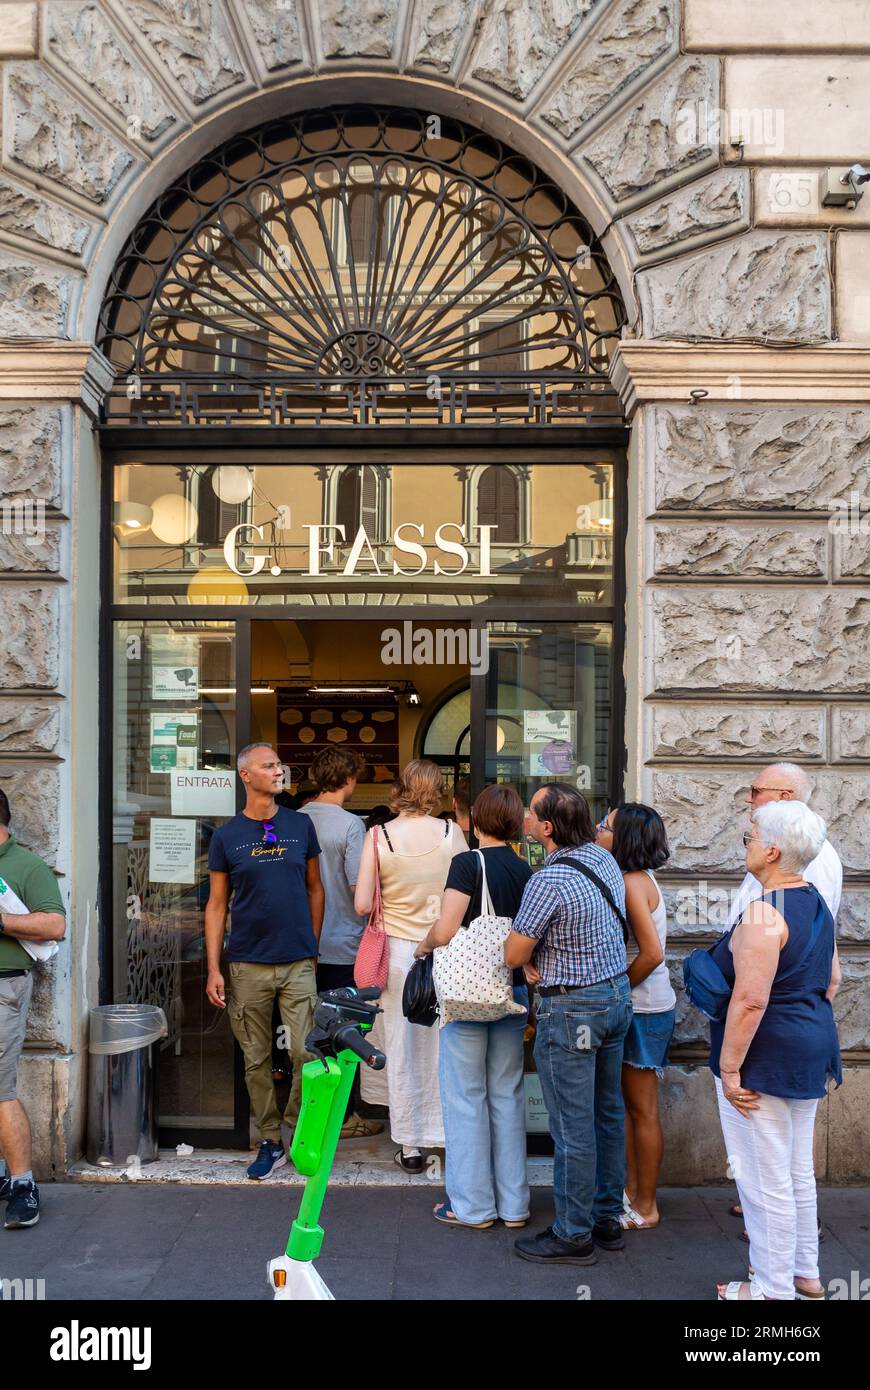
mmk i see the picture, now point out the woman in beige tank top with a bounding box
[355,760,466,1171]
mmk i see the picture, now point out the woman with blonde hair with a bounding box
[355,759,466,1171]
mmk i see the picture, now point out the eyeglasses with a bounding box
[749,785,791,799]
[596,816,612,832]
[742,830,772,848]
[262,821,277,845]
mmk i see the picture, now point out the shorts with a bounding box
[622,1007,675,1076]
[0,971,34,1102]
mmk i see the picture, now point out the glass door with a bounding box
[480,621,615,845]
[110,618,249,1146]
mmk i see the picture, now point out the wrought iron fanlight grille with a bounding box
[99,107,626,428]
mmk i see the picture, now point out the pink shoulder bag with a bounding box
[353,825,389,991]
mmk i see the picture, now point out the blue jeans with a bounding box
[438,1006,529,1225]
[534,975,633,1241]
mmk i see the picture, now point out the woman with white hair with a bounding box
[709,800,841,1301]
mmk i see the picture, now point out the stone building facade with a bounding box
[0,0,867,1180]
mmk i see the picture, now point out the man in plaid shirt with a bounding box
[505,784,631,1265]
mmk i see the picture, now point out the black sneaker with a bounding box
[592,1218,625,1251]
[514,1225,597,1265]
[393,1150,424,1174]
[0,1173,11,1202]
[246,1141,286,1181]
[4,1179,40,1228]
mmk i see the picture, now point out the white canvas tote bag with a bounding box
[432,850,527,1025]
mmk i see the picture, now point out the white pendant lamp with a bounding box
[150,494,199,545]
[212,465,254,505]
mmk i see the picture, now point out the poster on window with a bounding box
[152,664,199,700]
[523,709,575,744]
[150,713,198,773]
[149,818,197,884]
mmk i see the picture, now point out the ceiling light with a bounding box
[212,465,254,505]
[151,494,199,545]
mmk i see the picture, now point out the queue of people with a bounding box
[200,746,842,1298]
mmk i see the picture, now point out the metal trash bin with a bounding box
[86,1004,168,1167]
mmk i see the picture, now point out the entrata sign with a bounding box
[224,522,497,578]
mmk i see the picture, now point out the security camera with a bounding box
[845,163,870,185]
[821,164,870,209]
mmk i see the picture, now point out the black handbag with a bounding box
[402,952,439,1027]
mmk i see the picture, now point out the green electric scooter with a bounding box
[267,986,385,1301]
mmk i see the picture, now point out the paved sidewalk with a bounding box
[1,1184,867,1301]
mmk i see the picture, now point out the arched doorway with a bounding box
[99,106,628,1146]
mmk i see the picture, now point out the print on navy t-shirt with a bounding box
[208,806,321,964]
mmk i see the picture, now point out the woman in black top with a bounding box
[415,784,532,1229]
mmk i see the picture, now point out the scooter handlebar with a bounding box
[333,1022,386,1070]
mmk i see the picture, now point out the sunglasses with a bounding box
[749,785,791,799]
[742,830,772,848]
[261,821,277,845]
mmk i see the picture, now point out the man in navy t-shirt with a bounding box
[205,743,324,1180]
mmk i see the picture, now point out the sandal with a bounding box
[432,1201,494,1230]
[717,1279,766,1301]
[339,1114,384,1139]
[748,1266,825,1300]
[619,1206,660,1230]
[502,1217,529,1229]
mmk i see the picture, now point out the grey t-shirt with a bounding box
[300,801,366,965]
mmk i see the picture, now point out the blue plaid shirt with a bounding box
[512,844,627,987]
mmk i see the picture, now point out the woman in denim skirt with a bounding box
[598,803,675,1231]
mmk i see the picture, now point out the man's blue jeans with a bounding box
[534,975,632,1242]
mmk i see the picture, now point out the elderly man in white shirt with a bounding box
[724,761,843,1239]
[727,763,843,926]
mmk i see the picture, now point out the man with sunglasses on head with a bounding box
[205,743,324,1180]
[727,763,842,928]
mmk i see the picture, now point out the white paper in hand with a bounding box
[0,875,59,963]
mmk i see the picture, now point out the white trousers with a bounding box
[715,1077,820,1300]
[359,936,445,1149]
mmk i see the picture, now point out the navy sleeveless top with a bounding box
[709,885,841,1099]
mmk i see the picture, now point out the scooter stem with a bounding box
[285,1048,358,1262]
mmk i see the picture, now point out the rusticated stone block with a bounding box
[650,768,869,875]
[127,0,245,103]
[658,1067,729,1185]
[0,250,74,336]
[653,523,827,577]
[7,63,134,204]
[0,176,92,255]
[409,0,471,72]
[241,0,304,70]
[0,522,61,573]
[0,700,60,753]
[470,0,598,101]
[624,167,748,256]
[652,406,870,512]
[833,707,870,761]
[0,763,60,863]
[828,1068,870,1182]
[0,586,60,689]
[319,0,399,59]
[661,883,743,939]
[638,231,831,341]
[836,892,870,943]
[831,955,870,1053]
[652,588,870,695]
[651,704,826,761]
[0,407,65,508]
[26,953,67,1046]
[837,530,870,577]
[542,0,675,139]
[46,1,177,140]
[668,952,709,1045]
[583,56,718,204]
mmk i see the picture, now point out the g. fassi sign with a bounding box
[223,522,498,578]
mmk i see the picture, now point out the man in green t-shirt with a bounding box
[0,787,66,1229]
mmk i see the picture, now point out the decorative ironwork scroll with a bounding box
[99,107,626,428]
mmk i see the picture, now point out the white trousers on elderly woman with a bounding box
[715,1077,820,1300]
